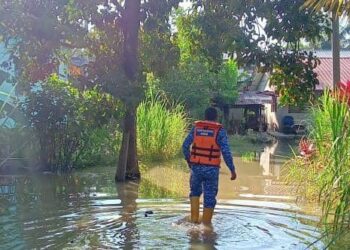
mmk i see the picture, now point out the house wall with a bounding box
[275,106,309,128]
[258,75,310,131]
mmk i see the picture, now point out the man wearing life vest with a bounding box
[182,107,237,225]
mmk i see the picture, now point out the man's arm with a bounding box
[182,127,194,164]
[217,128,237,179]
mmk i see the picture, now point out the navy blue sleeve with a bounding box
[182,127,195,162]
[217,128,235,172]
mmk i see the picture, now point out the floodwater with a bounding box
[0,140,325,249]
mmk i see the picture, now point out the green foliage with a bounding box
[158,58,240,119]
[259,0,329,107]
[303,0,350,16]
[263,0,330,47]
[182,0,330,106]
[0,1,181,98]
[269,51,320,107]
[160,60,214,119]
[23,75,122,171]
[137,88,187,161]
[312,92,350,242]
[286,91,350,247]
[214,59,240,106]
[75,126,122,167]
[187,1,260,70]
[241,152,256,162]
[0,127,39,167]
[174,9,203,64]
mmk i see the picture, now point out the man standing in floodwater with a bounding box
[182,107,237,225]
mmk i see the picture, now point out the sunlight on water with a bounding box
[0,141,326,249]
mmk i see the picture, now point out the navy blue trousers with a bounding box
[190,165,219,208]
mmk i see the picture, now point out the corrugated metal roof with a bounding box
[315,50,350,58]
[314,57,350,90]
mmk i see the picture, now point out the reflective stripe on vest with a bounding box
[189,120,222,167]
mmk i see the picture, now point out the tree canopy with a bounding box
[303,0,350,16]
[0,0,335,175]
[176,0,330,106]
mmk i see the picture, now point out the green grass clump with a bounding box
[285,90,350,247]
[241,152,256,162]
[137,91,187,161]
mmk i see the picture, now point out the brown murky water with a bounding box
[0,140,325,249]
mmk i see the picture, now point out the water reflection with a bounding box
[260,141,279,177]
[259,140,295,179]
[0,140,328,249]
[188,226,218,250]
[115,181,139,249]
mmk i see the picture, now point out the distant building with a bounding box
[259,50,350,133]
[313,50,350,91]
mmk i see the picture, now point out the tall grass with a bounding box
[137,91,187,161]
[312,91,350,244]
[286,90,350,246]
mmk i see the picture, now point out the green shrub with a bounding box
[241,151,255,162]
[22,74,122,172]
[137,90,187,161]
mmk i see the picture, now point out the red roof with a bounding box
[314,57,350,90]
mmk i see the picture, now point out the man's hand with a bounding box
[230,171,237,180]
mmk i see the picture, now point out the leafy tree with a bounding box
[160,60,215,119]
[305,21,350,49]
[262,0,330,49]
[303,0,350,15]
[182,0,330,107]
[174,9,203,64]
[0,0,180,180]
[186,0,261,71]
[270,51,320,107]
[215,59,239,105]
[23,75,121,171]
[303,0,350,89]
[259,0,329,106]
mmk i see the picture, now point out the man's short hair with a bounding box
[205,107,218,121]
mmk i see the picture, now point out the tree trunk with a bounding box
[332,11,340,90]
[125,106,140,179]
[115,129,130,182]
[116,0,141,182]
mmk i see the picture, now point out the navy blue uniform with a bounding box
[182,127,235,208]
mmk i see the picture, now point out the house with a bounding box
[313,50,350,91]
[213,71,277,134]
[220,90,276,134]
[259,50,350,133]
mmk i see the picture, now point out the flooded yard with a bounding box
[0,140,325,249]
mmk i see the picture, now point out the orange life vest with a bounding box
[189,120,222,167]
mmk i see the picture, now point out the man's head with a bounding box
[205,107,218,121]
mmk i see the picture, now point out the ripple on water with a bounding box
[0,199,324,249]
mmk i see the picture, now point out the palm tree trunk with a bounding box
[332,10,340,90]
